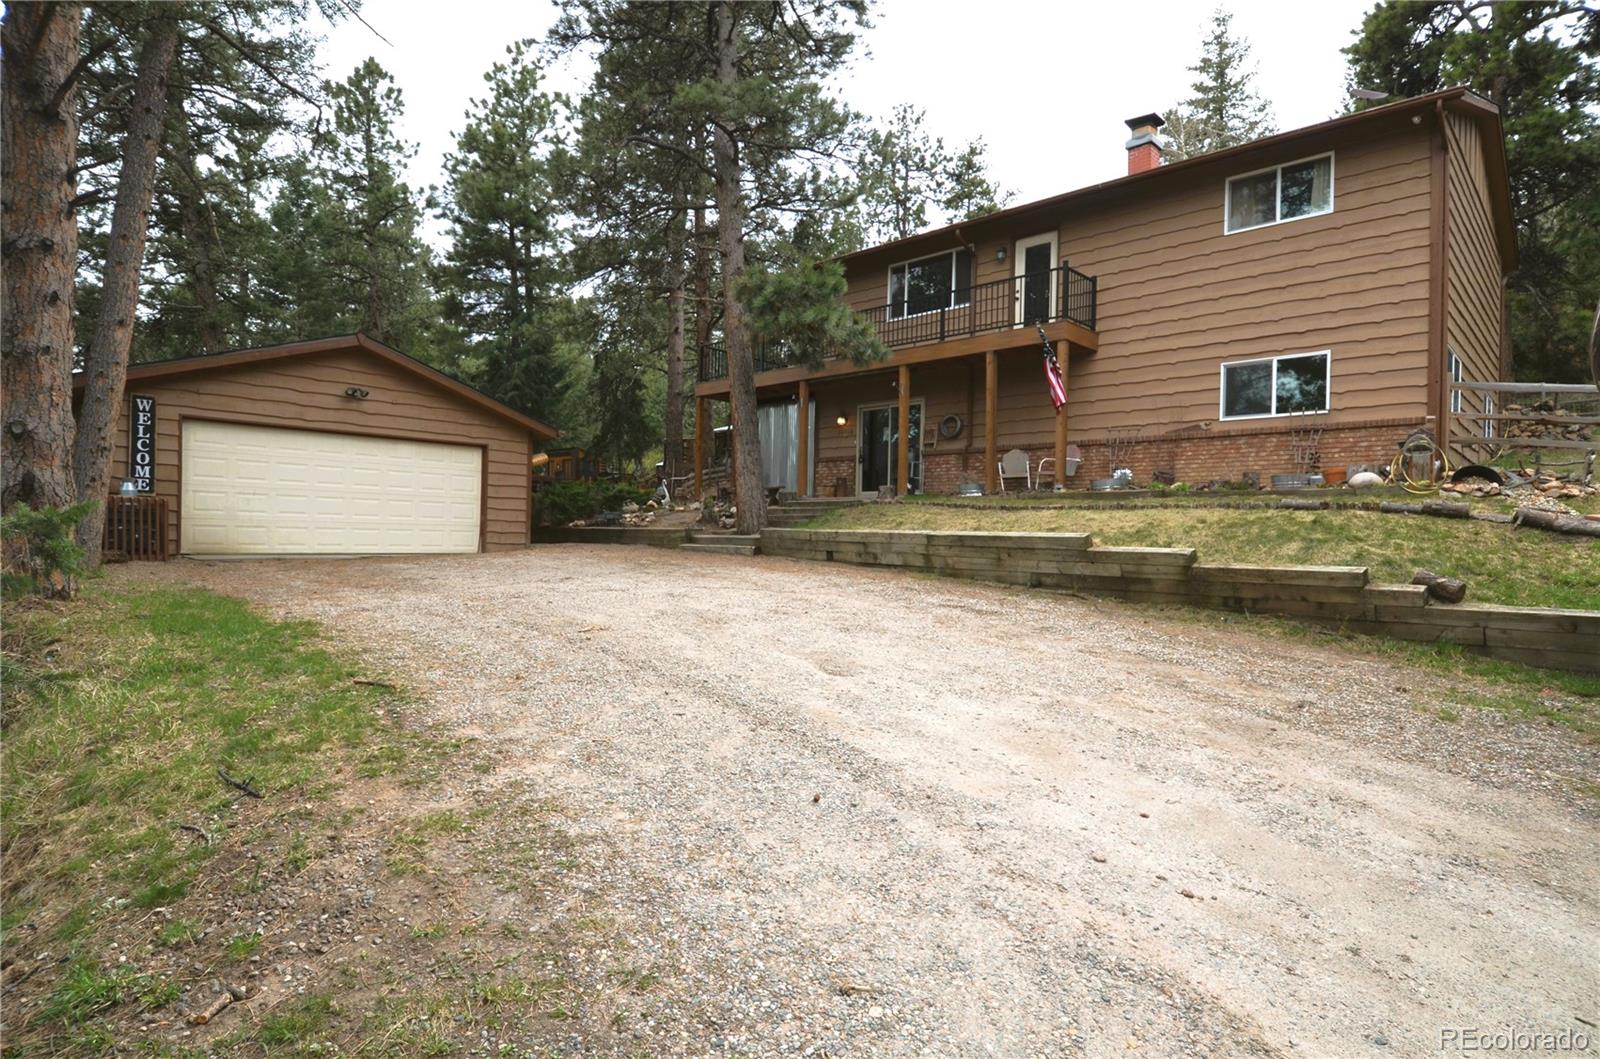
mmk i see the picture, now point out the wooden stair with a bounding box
[680,533,759,557]
[764,497,864,528]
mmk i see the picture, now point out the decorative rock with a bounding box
[1348,471,1385,489]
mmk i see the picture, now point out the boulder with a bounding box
[1348,471,1386,489]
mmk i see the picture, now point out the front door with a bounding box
[1014,232,1058,325]
[857,401,923,494]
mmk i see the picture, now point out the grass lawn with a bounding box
[0,583,452,1055]
[801,498,1600,611]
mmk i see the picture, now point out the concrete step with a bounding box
[679,542,757,557]
[688,532,760,544]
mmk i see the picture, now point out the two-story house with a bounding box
[690,87,1515,496]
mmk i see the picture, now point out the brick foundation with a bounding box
[914,418,1424,493]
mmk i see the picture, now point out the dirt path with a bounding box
[138,546,1600,1058]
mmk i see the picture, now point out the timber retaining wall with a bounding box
[758,528,1600,674]
[532,526,692,547]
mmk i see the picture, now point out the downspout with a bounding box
[1428,99,1451,445]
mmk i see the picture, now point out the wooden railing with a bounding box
[699,262,1098,382]
[103,495,169,561]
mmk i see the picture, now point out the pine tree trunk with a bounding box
[711,1,766,535]
[663,201,687,483]
[73,13,180,562]
[2,3,84,513]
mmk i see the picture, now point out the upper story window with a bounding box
[1225,154,1334,233]
[1220,350,1330,420]
[888,249,973,320]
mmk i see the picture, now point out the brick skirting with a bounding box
[913,418,1426,493]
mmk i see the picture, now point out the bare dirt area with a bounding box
[128,546,1600,1058]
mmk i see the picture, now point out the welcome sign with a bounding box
[129,394,156,492]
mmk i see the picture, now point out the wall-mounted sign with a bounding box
[129,394,156,493]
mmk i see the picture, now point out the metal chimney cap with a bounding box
[1124,112,1166,132]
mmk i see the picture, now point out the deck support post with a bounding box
[796,379,810,497]
[984,350,998,494]
[1054,349,1069,491]
[693,396,705,500]
[897,365,911,496]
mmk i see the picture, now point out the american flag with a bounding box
[1039,326,1067,410]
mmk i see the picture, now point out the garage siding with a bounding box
[106,348,534,554]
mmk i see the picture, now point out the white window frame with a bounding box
[1448,351,1464,414]
[1483,393,1496,439]
[1218,349,1333,421]
[1224,152,1336,234]
[886,249,972,321]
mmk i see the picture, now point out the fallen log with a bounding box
[1420,500,1472,519]
[1278,498,1329,511]
[1379,501,1423,515]
[1411,569,1469,604]
[1513,506,1600,537]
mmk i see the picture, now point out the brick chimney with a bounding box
[1125,113,1166,174]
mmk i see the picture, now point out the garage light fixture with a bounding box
[344,386,370,399]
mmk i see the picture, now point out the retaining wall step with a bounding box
[679,542,758,557]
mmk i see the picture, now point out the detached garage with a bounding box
[91,335,558,557]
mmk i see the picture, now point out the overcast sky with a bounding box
[315,0,1374,230]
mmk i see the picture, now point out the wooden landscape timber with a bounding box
[532,526,692,547]
[758,528,1600,674]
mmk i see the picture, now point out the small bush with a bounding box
[1,500,97,599]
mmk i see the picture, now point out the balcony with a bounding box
[698,262,1097,383]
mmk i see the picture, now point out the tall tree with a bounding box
[438,40,569,421]
[556,0,710,482]
[72,8,181,562]
[1345,1,1600,381]
[1162,8,1277,161]
[2,3,84,511]
[317,59,434,348]
[854,103,1009,245]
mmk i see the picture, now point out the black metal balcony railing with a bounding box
[698,262,1096,382]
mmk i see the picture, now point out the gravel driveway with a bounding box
[142,546,1600,1057]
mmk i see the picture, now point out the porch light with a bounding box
[996,247,1007,262]
[835,414,848,428]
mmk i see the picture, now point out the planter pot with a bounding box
[1322,467,1347,485]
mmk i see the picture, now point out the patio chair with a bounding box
[997,448,1031,492]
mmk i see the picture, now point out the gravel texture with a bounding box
[135,546,1600,1057]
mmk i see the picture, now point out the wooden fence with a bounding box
[1448,381,1599,479]
[103,495,168,561]
[758,528,1600,674]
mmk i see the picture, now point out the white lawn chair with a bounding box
[1033,445,1082,492]
[997,449,1031,492]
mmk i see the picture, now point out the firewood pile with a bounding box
[1497,401,1597,441]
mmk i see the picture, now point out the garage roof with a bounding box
[97,333,560,440]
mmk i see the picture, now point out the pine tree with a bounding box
[315,59,434,350]
[1345,1,1600,381]
[854,104,1009,244]
[1163,8,1277,161]
[437,40,569,422]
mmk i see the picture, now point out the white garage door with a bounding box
[180,420,482,556]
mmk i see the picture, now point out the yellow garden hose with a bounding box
[1389,430,1454,494]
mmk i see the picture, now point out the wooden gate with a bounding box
[103,495,168,561]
